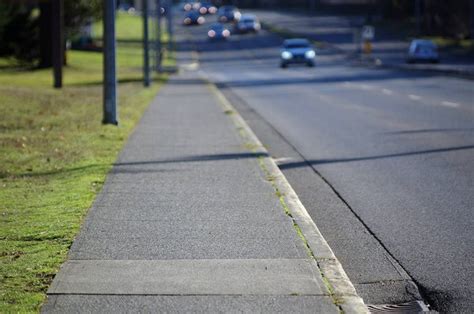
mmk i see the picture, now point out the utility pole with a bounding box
[143,0,150,87]
[156,0,162,72]
[415,0,422,36]
[51,0,63,88]
[103,0,118,125]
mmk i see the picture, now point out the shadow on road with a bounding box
[278,145,474,169]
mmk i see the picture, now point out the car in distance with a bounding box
[218,6,241,23]
[199,2,217,14]
[280,38,316,68]
[183,10,205,26]
[234,14,261,34]
[407,39,439,63]
[181,0,194,11]
[208,23,231,40]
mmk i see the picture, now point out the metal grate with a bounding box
[368,301,432,313]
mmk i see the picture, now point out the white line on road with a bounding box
[382,88,393,95]
[360,84,374,90]
[409,94,422,101]
[441,101,460,108]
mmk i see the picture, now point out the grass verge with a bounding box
[0,11,171,312]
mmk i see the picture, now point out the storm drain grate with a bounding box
[368,301,431,313]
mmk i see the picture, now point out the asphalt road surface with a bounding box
[175,11,473,313]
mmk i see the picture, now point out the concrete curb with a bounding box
[206,82,369,313]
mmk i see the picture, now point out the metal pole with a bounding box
[156,0,162,72]
[151,2,157,72]
[103,0,118,125]
[52,0,63,88]
[143,0,150,87]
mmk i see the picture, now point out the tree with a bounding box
[0,3,39,65]
[0,0,102,66]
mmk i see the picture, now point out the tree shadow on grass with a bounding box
[67,76,168,87]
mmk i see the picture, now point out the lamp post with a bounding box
[103,0,118,125]
[156,0,162,72]
[143,0,150,87]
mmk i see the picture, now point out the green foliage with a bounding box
[0,1,103,65]
[0,4,39,64]
[64,0,102,38]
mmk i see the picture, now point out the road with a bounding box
[174,11,474,313]
[252,10,474,75]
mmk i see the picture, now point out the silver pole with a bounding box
[156,0,162,72]
[103,0,118,125]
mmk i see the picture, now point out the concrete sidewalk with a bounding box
[42,55,366,312]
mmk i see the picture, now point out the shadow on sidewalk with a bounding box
[114,152,269,167]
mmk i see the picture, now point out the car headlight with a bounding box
[305,50,316,59]
[281,51,292,60]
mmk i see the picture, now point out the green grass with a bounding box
[0,11,171,312]
[93,12,171,46]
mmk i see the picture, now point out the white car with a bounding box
[280,38,316,68]
[407,39,439,63]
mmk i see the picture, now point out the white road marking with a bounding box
[409,94,422,101]
[441,101,460,108]
[181,62,199,70]
[360,84,374,90]
[273,157,296,165]
[382,88,393,95]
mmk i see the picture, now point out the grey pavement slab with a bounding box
[48,259,325,295]
[43,52,340,311]
[43,295,339,314]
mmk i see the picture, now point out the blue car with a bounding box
[208,23,231,41]
[218,6,241,23]
[280,38,316,68]
[407,39,439,64]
